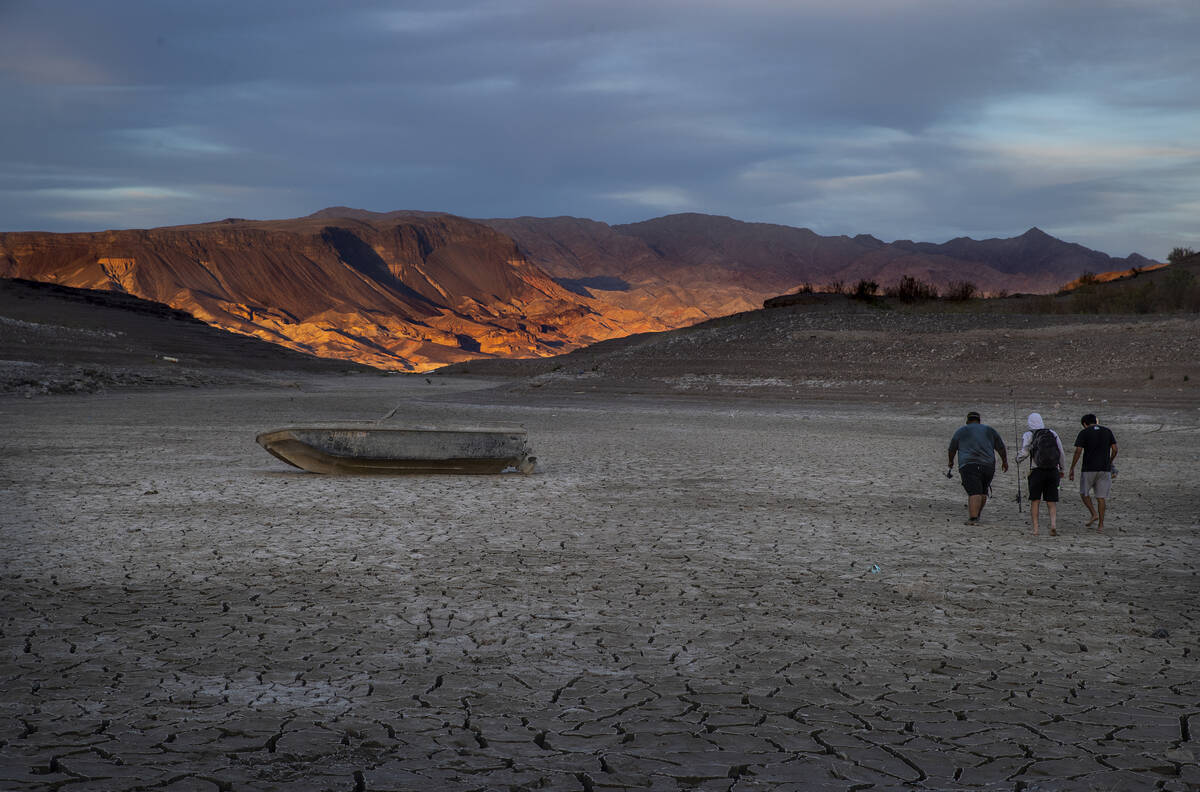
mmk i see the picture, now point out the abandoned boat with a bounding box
[256,423,536,475]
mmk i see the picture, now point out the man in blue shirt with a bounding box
[948,411,1009,525]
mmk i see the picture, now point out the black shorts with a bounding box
[1028,468,1060,502]
[959,463,995,496]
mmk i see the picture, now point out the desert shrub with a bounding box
[1069,285,1103,313]
[1077,271,1099,286]
[827,279,846,295]
[1071,280,1149,313]
[1030,295,1058,313]
[885,275,939,301]
[852,279,879,299]
[1184,285,1200,312]
[1168,247,1196,264]
[1164,267,1196,291]
[1125,282,1158,314]
[1162,268,1198,311]
[944,281,978,301]
[798,282,814,294]
[1057,268,1200,313]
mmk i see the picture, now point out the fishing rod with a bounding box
[1012,389,1023,512]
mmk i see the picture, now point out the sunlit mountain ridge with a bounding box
[0,209,1157,370]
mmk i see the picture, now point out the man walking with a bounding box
[1069,413,1118,532]
[948,411,1009,526]
[1016,412,1066,536]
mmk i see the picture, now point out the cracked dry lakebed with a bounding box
[1,376,1198,791]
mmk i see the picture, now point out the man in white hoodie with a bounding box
[1015,412,1067,536]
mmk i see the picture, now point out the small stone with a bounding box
[1165,747,1194,763]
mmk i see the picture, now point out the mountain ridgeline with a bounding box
[0,208,1156,371]
[0,210,667,371]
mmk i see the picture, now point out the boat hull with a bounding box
[256,424,536,475]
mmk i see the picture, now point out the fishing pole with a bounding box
[1012,389,1023,512]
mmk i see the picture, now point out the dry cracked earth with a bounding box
[2,376,1198,791]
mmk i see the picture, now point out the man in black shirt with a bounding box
[1068,413,1118,532]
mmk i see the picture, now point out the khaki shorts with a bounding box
[1079,470,1112,498]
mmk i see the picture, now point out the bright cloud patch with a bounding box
[113,128,235,156]
[604,187,696,212]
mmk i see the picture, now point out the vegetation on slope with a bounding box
[770,250,1200,315]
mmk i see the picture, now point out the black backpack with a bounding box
[1031,428,1059,468]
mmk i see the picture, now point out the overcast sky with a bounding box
[2,0,1197,259]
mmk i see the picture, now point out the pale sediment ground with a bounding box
[1,376,1198,791]
[449,312,1200,411]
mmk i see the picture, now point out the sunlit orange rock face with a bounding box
[0,209,670,371]
[1060,262,1169,290]
[0,208,1160,371]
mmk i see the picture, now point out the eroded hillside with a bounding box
[0,211,667,371]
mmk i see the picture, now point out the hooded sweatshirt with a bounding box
[1017,412,1066,469]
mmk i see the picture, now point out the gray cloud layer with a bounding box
[2,0,1197,258]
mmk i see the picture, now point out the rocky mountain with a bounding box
[483,214,1157,309]
[482,214,803,324]
[0,210,666,372]
[2,208,1156,371]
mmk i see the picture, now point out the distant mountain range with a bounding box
[484,213,1156,307]
[0,209,1157,371]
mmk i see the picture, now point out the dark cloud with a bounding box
[1,0,1196,258]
